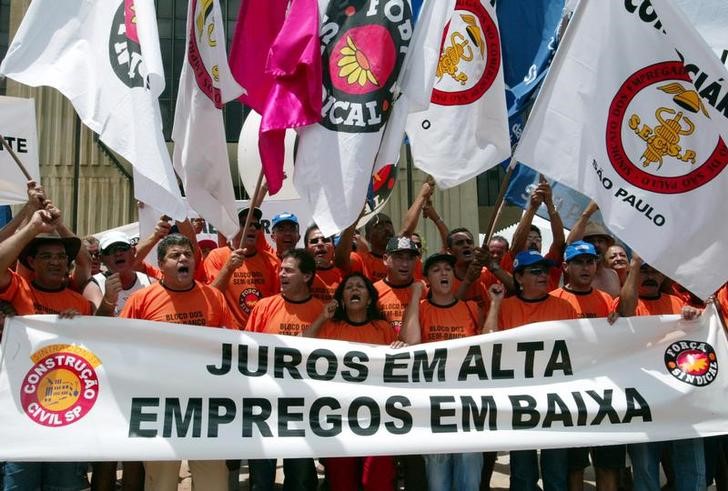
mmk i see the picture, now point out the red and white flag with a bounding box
[0,0,186,219]
[406,0,510,188]
[172,0,245,239]
[513,0,728,298]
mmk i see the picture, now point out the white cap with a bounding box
[99,231,131,252]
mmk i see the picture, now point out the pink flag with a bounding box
[230,0,321,195]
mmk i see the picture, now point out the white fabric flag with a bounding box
[294,0,454,236]
[172,0,245,239]
[0,97,40,204]
[405,0,510,188]
[513,0,728,299]
[0,0,186,220]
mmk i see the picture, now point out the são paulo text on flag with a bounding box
[513,0,728,299]
[406,0,510,189]
[0,0,186,220]
[172,0,245,239]
[293,0,453,236]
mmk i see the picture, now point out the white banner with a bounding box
[1,308,727,461]
[0,97,40,204]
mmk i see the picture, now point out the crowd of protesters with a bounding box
[0,178,727,491]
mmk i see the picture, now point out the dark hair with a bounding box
[364,213,392,238]
[303,223,333,246]
[157,234,194,262]
[446,227,473,249]
[529,225,542,238]
[281,248,316,287]
[332,272,385,323]
[489,235,509,249]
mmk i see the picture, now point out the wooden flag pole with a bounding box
[0,134,33,181]
[236,169,265,250]
[481,159,516,248]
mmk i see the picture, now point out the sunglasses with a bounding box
[524,267,549,276]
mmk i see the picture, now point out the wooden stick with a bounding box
[0,134,33,181]
[236,169,265,249]
[481,158,516,248]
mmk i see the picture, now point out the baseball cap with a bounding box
[99,231,131,253]
[385,236,419,255]
[271,212,299,228]
[513,250,554,272]
[564,240,598,262]
[237,207,263,223]
[423,253,456,275]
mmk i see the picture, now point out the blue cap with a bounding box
[513,250,553,272]
[564,240,598,262]
[271,212,299,228]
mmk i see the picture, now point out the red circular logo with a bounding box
[329,25,397,96]
[665,340,718,387]
[240,287,262,314]
[606,61,728,194]
[431,0,501,106]
[21,346,101,427]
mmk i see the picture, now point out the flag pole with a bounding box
[0,134,33,181]
[237,168,265,249]
[481,158,516,248]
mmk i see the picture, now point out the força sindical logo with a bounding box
[664,339,718,387]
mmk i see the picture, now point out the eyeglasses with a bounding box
[35,252,69,262]
[88,251,101,259]
[308,237,332,244]
[524,267,548,276]
[246,222,262,230]
[102,243,131,255]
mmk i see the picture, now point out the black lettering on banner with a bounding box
[413,348,447,382]
[310,397,342,437]
[492,344,514,379]
[208,344,231,375]
[458,346,488,381]
[242,398,273,437]
[348,397,380,436]
[239,345,268,377]
[430,396,457,433]
[587,390,621,425]
[510,395,540,429]
[572,391,588,426]
[461,396,497,431]
[517,341,544,378]
[544,340,573,377]
[306,349,338,381]
[543,393,573,428]
[278,398,306,437]
[163,398,202,438]
[385,396,412,435]
[274,347,303,379]
[383,352,410,383]
[624,387,653,423]
[129,397,159,438]
[207,398,236,437]
[0,136,28,153]
[342,351,369,382]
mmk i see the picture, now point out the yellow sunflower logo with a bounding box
[337,36,380,87]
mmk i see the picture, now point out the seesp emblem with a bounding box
[109,0,148,89]
[188,0,222,107]
[606,61,728,194]
[320,0,413,133]
[431,0,501,107]
[664,340,718,387]
[21,345,102,427]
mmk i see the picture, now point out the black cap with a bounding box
[423,253,456,275]
[238,207,263,224]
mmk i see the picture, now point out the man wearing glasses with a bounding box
[304,224,348,303]
[484,249,577,491]
[205,207,279,327]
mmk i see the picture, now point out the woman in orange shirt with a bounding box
[304,273,404,491]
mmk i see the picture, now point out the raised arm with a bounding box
[510,189,542,254]
[483,284,505,334]
[618,251,642,317]
[0,208,59,289]
[540,181,565,257]
[133,216,172,271]
[566,200,599,244]
[400,281,424,345]
[422,200,449,253]
[303,300,336,337]
[399,177,434,237]
[210,248,245,292]
[0,181,46,243]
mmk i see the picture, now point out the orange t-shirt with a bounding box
[120,281,239,329]
[717,284,728,323]
[635,293,684,316]
[356,251,387,283]
[419,299,480,342]
[311,266,345,303]
[498,294,578,330]
[316,318,397,345]
[375,279,423,332]
[0,270,93,315]
[246,294,323,336]
[544,250,563,291]
[203,247,280,327]
[551,287,613,318]
[452,273,490,313]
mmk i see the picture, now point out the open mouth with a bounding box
[350,293,362,303]
[178,266,190,274]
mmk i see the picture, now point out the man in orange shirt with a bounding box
[205,207,279,327]
[485,250,577,491]
[335,213,394,283]
[270,212,300,260]
[0,208,93,491]
[120,234,234,491]
[374,236,422,332]
[617,255,704,491]
[305,224,348,303]
[245,248,321,491]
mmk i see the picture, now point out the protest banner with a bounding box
[0,97,40,205]
[1,307,726,461]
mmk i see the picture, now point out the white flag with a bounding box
[0,97,40,204]
[294,0,454,236]
[0,0,186,220]
[172,0,244,239]
[513,0,728,299]
[406,0,510,188]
